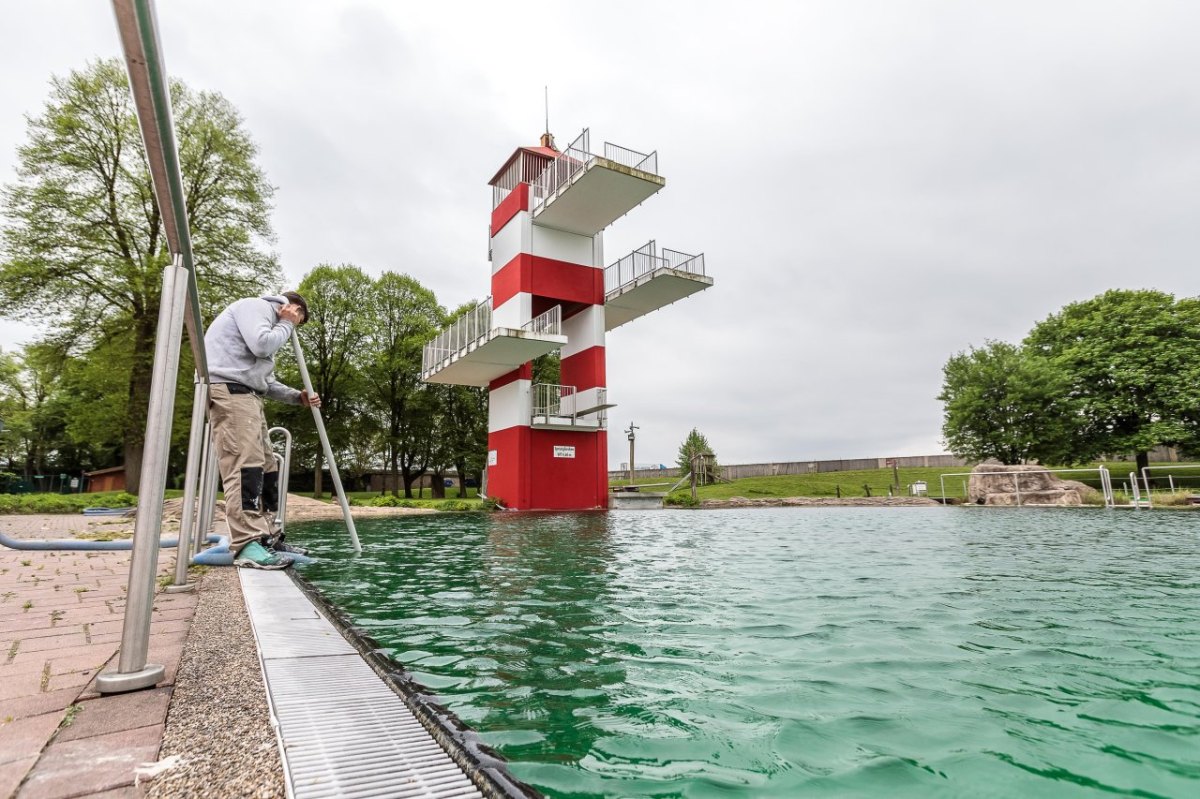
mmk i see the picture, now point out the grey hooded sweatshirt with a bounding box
[204,294,302,404]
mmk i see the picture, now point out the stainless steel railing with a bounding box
[421,301,561,376]
[532,383,576,422]
[523,304,562,337]
[604,241,706,293]
[422,297,493,374]
[530,129,661,213]
[603,142,658,173]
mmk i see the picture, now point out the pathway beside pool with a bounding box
[2,499,487,799]
[0,513,193,799]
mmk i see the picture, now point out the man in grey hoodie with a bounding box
[204,291,320,569]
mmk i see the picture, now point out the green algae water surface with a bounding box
[291,508,1200,798]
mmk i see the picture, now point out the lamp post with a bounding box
[625,422,639,486]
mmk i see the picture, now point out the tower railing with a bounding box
[604,241,706,293]
[530,128,661,213]
[603,142,658,174]
[532,383,577,423]
[523,304,562,336]
[422,296,492,374]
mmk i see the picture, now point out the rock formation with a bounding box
[967,462,1100,506]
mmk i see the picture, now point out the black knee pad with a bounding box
[263,471,279,514]
[241,467,264,511]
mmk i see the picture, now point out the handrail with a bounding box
[530,128,661,213]
[532,383,576,422]
[522,304,562,336]
[603,142,658,173]
[604,241,706,293]
[421,301,564,377]
[112,0,207,378]
[422,297,492,374]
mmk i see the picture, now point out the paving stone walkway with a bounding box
[0,513,193,799]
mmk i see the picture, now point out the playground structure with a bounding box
[421,131,713,510]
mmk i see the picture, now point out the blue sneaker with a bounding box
[234,540,293,570]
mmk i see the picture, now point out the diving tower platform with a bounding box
[530,131,665,236]
[604,242,712,331]
[421,302,566,387]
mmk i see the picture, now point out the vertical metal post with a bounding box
[96,261,189,693]
[1014,473,1021,507]
[166,376,208,592]
[1169,475,1175,493]
[268,426,292,535]
[195,426,217,554]
[626,422,637,486]
[1130,472,1141,510]
[290,333,361,553]
[1140,467,1153,508]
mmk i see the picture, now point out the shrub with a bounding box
[665,492,700,508]
[0,491,138,515]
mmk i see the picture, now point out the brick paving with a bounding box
[0,513,194,799]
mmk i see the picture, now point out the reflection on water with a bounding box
[294,508,1200,798]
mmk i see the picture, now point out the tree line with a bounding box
[939,289,1200,472]
[0,60,485,497]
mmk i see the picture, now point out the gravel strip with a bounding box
[146,567,285,799]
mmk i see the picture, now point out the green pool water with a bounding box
[290,508,1200,798]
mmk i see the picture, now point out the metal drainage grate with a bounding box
[241,570,483,799]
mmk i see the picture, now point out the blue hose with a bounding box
[0,531,221,552]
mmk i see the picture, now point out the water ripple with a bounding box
[294,507,1200,798]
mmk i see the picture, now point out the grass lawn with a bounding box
[613,462,1200,503]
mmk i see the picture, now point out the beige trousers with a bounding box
[208,383,278,554]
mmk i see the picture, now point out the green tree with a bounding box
[0,345,69,484]
[676,428,719,484]
[1025,289,1200,472]
[532,350,561,385]
[360,272,443,498]
[938,340,1077,465]
[280,264,372,498]
[0,59,278,492]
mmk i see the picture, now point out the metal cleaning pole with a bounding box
[96,260,189,693]
[290,333,361,553]
[166,378,208,592]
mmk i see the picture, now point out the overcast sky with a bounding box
[2,1,1199,467]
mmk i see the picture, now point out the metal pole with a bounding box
[269,426,292,535]
[1140,466,1153,509]
[96,261,189,694]
[1014,473,1021,507]
[626,422,637,486]
[195,426,217,555]
[290,333,360,553]
[1130,472,1141,510]
[166,377,207,593]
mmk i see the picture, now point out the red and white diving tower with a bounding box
[421,129,712,510]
